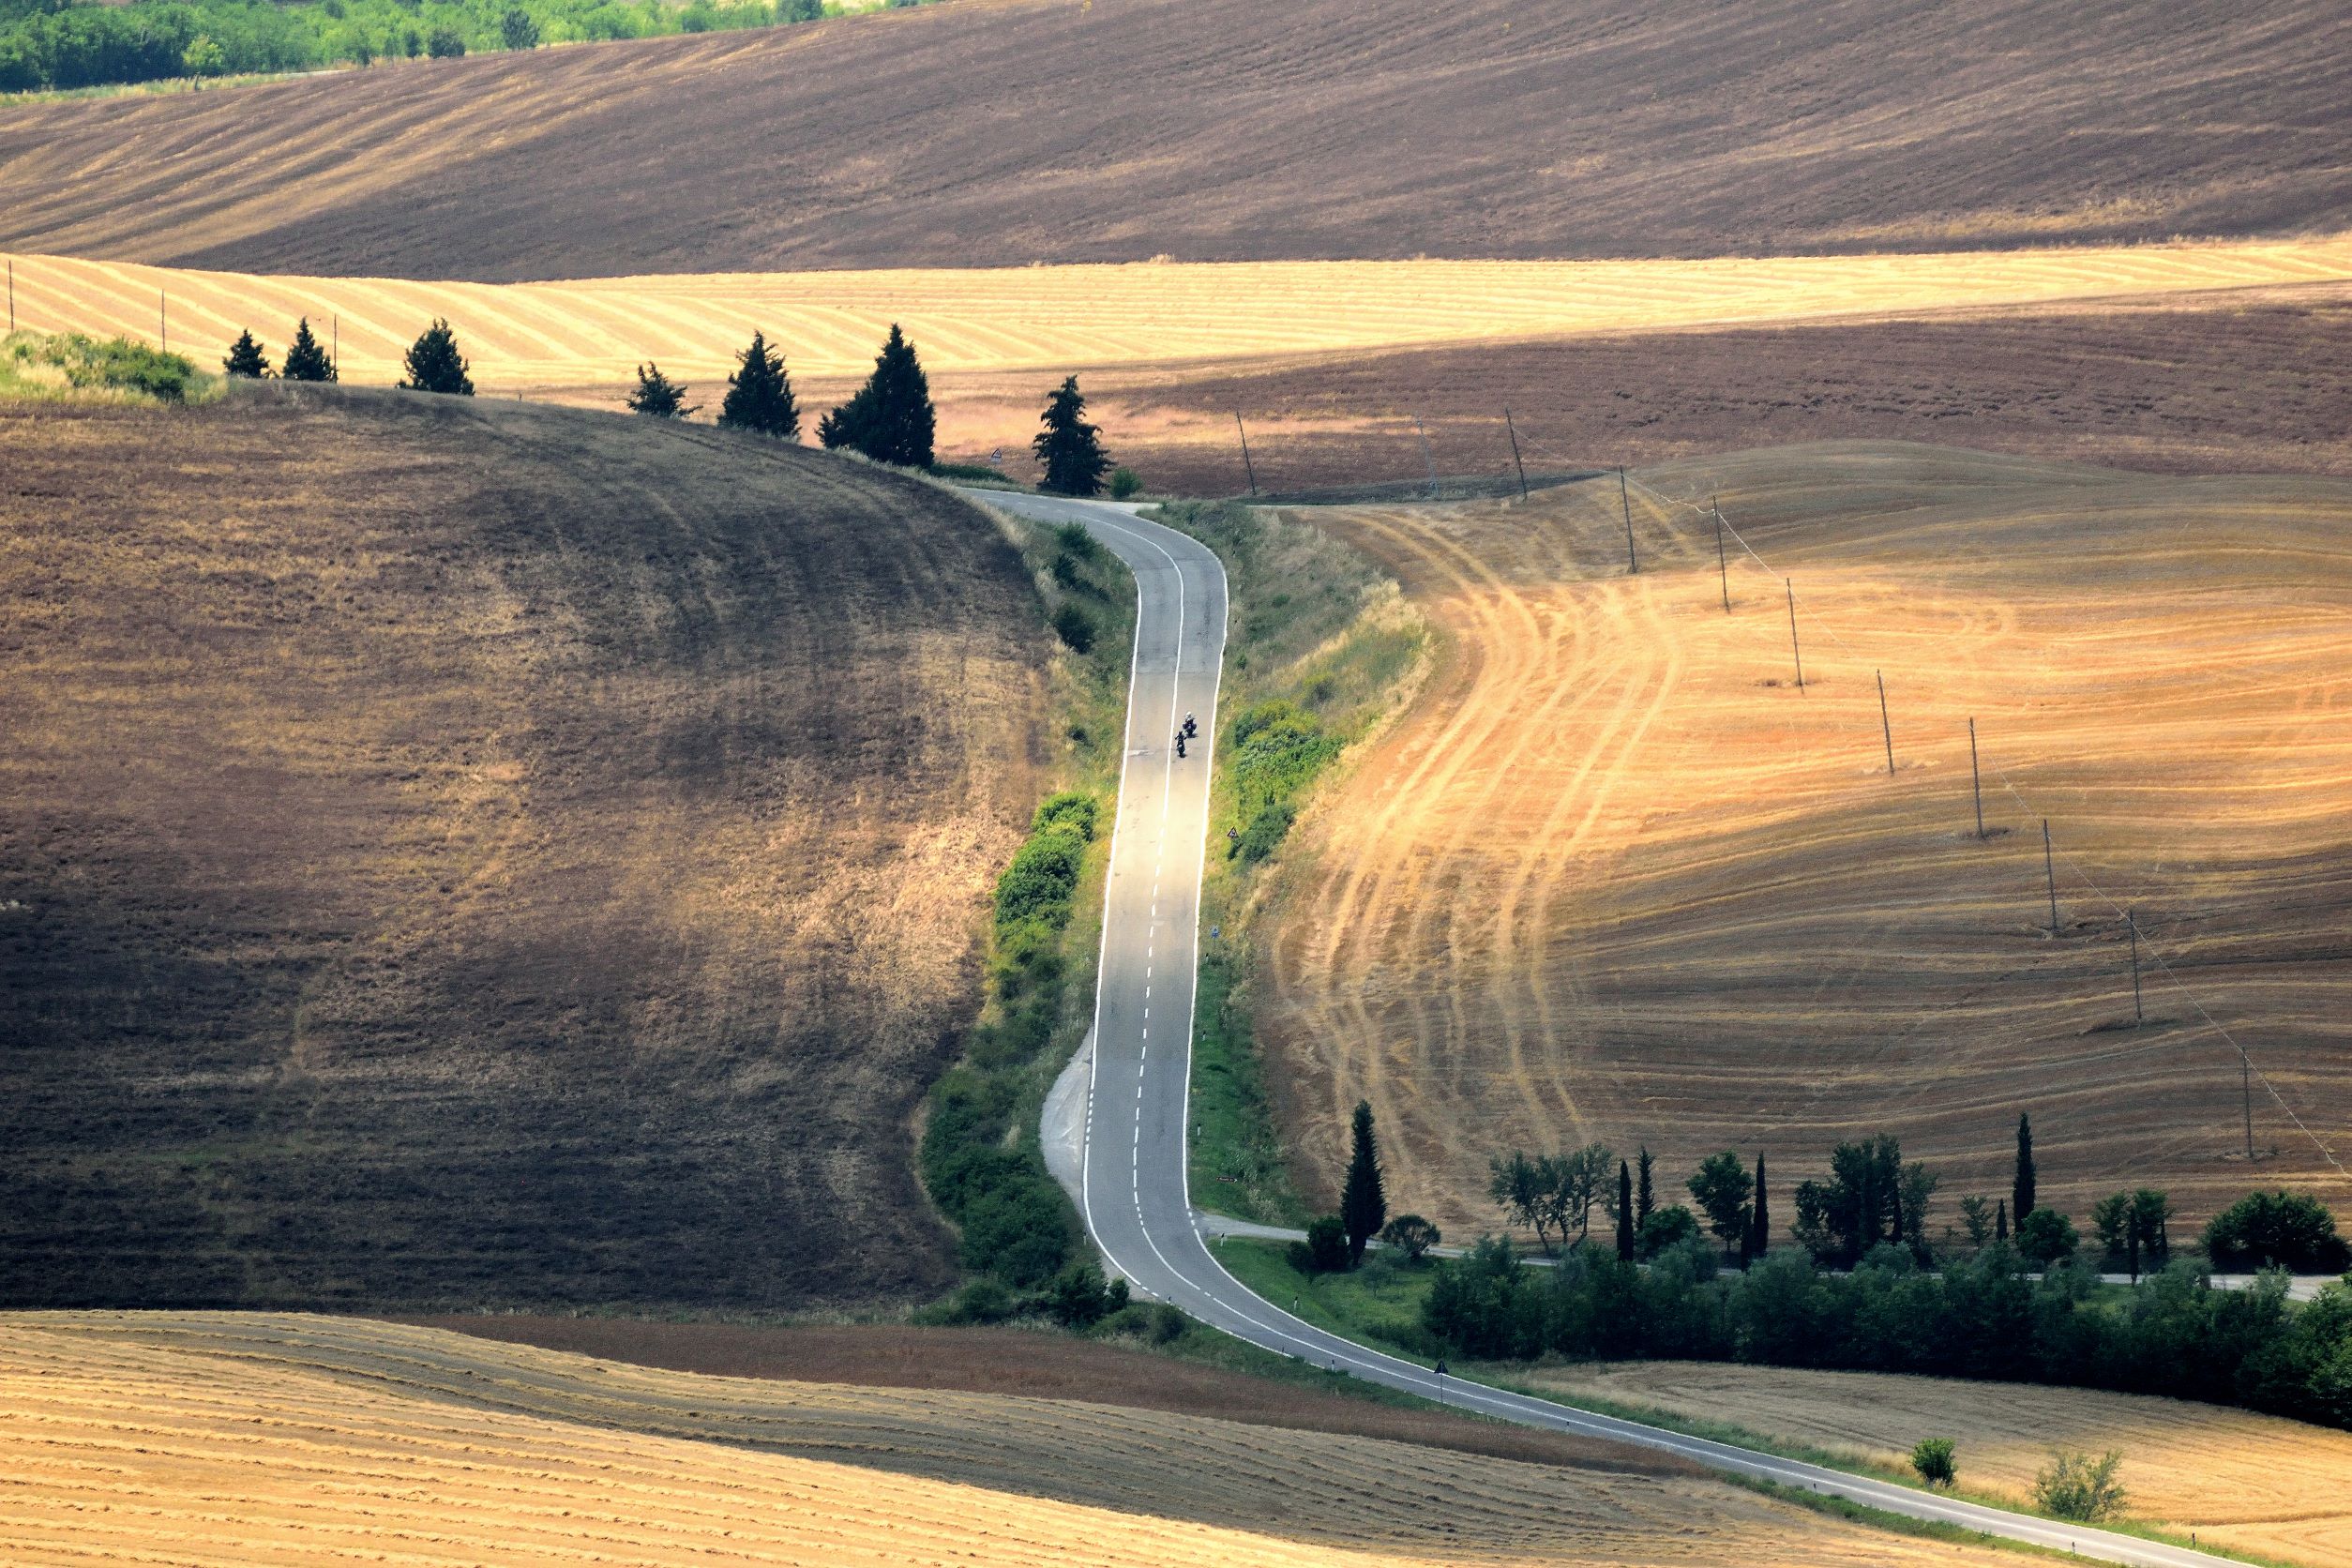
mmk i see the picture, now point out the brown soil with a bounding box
[413,1312,1692,1477]
[2,0,2346,279]
[1258,443,2352,1237]
[0,385,1052,1313]
[1077,288,2352,497]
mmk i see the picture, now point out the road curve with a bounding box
[975,490,2231,1568]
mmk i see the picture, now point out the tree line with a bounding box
[224,317,1125,493]
[0,0,853,94]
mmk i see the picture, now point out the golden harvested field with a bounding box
[1259,443,2352,1236]
[0,387,1050,1311]
[1520,1360,2352,1567]
[4,0,2346,279]
[9,239,2352,401]
[0,1311,2021,1566]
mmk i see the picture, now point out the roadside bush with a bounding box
[1035,1261,1128,1327]
[1052,602,1096,653]
[1910,1436,1957,1487]
[1109,465,1142,499]
[1297,1214,1349,1273]
[2034,1450,2127,1521]
[1637,1203,1701,1259]
[1231,801,1295,863]
[14,333,198,402]
[2202,1191,2351,1274]
[1380,1214,1440,1260]
[930,460,1008,481]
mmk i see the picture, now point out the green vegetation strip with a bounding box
[3,331,211,404]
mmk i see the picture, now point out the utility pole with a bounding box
[1619,467,1637,573]
[2240,1049,2255,1160]
[1233,411,1258,497]
[1712,496,1728,611]
[7,257,13,336]
[2042,820,2059,934]
[1876,671,1894,775]
[158,289,167,354]
[2126,910,2144,1023]
[1502,407,1529,499]
[332,314,339,380]
[1784,579,1803,690]
[1968,717,1985,838]
[1414,414,1438,499]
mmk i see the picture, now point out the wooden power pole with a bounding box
[1713,497,1728,611]
[1233,411,1258,497]
[2042,820,2059,934]
[2126,909,2144,1023]
[1619,468,1637,573]
[1502,407,1529,499]
[1784,580,1803,690]
[1414,415,1439,499]
[1968,718,1985,838]
[1877,671,1894,775]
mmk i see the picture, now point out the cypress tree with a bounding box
[280,317,336,383]
[1636,1146,1654,1224]
[1746,1153,1768,1263]
[718,329,798,439]
[399,318,473,396]
[1339,1100,1385,1267]
[819,324,935,468]
[1032,375,1111,496]
[222,329,271,379]
[1615,1161,1635,1261]
[2013,1113,2037,1226]
[1996,1199,2010,1244]
[627,362,697,419]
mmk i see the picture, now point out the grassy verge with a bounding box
[914,505,1136,1317]
[3,331,216,405]
[1145,501,1426,1225]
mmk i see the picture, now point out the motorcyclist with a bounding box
[1174,731,1187,759]
[1183,712,1198,738]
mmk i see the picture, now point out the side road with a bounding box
[976,489,2237,1568]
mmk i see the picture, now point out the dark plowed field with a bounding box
[3,0,2346,279]
[0,386,1052,1311]
[1069,288,2352,497]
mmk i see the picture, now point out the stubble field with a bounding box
[1257,443,2352,1237]
[0,1311,2021,1566]
[0,386,1051,1311]
[1520,1360,2352,1567]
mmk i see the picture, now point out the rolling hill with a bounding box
[1254,443,2352,1238]
[1,0,2347,280]
[0,384,1053,1311]
[0,1311,2022,1566]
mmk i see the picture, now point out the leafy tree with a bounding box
[1488,1150,1553,1253]
[1304,1214,1349,1274]
[1032,374,1110,496]
[181,34,223,75]
[1910,1437,1957,1488]
[1339,1099,1386,1266]
[1544,1143,1614,1247]
[425,24,464,56]
[1745,1153,1769,1263]
[1380,1214,1440,1260]
[1899,1161,1940,1264]
[1637,1204,1700,1259]
[1108,465,1142,499]
[818,323,935,467]
[2092,1191,2133,1265]
[2013,1112,2037,1226]
[398,318,473,395]
[2034,1450,2127,1522]
[718,329,798,438]
[1792,1135,1906,1267]
[2203,1191,2350,1273]
[280,317,335,383]
[1636,1146,1655,1224]
[221,328,270,379]
[1038,1261,1128,1327]
[2131,1188,2174,1271]
[1615,1161,1635,1261]
[499,7,538,49]
[2015,1207,2077,1267]
[1959,1195,1996,1248]
[1687,1150,1754,1258]
[626,362,696,418]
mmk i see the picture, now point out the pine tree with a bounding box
[1032,375,1110,496]
[718,329,798,439]
[627,362,697,419]
[1615,1161,1636,1261]
[819,324,935,467]
[1636,1146,1654,1224]
[1746,1153,1768,1263]
[399,318,474,396]
[222,329,271,379]
[1339,1100,1385,1267]
[280,318,336,383]
[2013,1113,2037,1226]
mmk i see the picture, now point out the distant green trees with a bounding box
[280,318,335,383]
[718,329,796,438]
[1033,375,1110,496]
[1340,1100,1386,1265]
[626,362,695,418]
[399,318,473,395]
[2204,1191,2351,1274]
[819,323,934,468]
[498,6,538,49]
[222,329,270,379]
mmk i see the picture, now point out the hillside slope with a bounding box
[1,0,2346,279]
[0,1312,2018,1566]
[1257,444,2352,1237]
[0,386,1052,1311]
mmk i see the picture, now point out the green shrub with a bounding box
[1304,1214,1349,1273]
[2203,1191,2351,1273]
[18,333,198,402]
[1637,1204,1701,1259]
[993,827,1088,927]
[1231,801,1295,863]
[2034,1450,2127,1521]
[929,460,1008,481]
[1052,602,1096,653]
[1052,520,1103,561]
[1034,1261,1128,1327]
[1108,466,1142,499]
[958,1182,1075,1287]
[1909,1436,1957,1487]
[1380,1214,1440,1260]
[425,23,464,54]
[2015,1206,2078,1267]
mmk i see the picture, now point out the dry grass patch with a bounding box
[1259,443,2352,1237]
[0,1311,2021,1566]
[1520,1360,2352,1567]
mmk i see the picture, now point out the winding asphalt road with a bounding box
[978,490,2234,1568]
